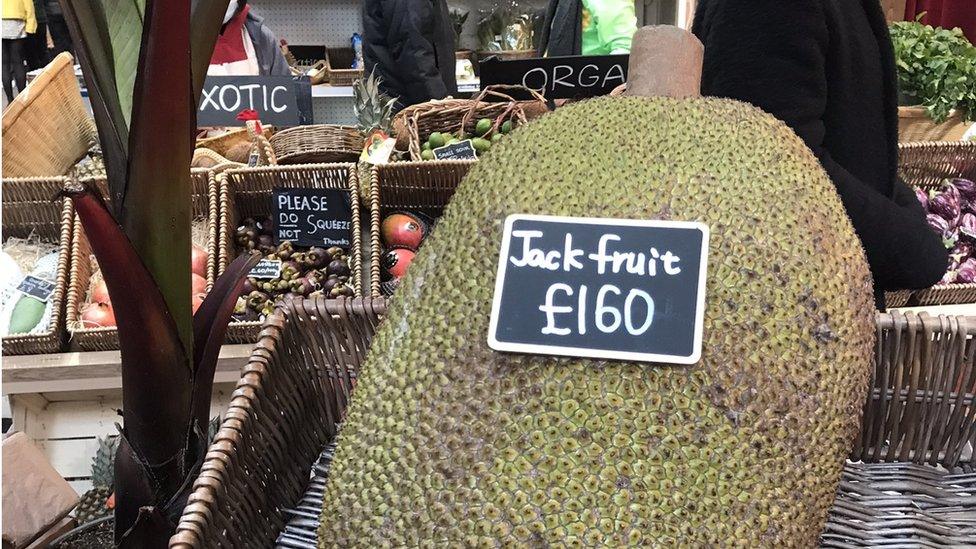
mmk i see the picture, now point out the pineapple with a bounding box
[74,435,118,524]
[353,70,399,199]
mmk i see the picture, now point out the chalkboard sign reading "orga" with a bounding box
[272,187,353,248]
[488,215,709,364]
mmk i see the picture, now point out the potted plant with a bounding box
[50,0,260,546]
[890,18,976,142]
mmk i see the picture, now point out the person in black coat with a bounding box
[693,0,949,310]
[362,0,457,110]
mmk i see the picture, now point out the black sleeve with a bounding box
[694,0,948,291]
[383,0,448,105]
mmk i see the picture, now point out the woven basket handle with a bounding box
[461,85,544,134]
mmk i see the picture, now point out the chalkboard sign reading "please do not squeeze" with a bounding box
[488,215,709,364]
[272,187,353,248]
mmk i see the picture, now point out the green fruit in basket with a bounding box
[422,141,431,151]
[319,96,875,547]
[500,120,513,134]
[475,118,493,137]
[447,137,460,146]
[8,295,46,334]
[457,132,469,140]
[471,137,491,153]
[428,132,446,148]
[420,149,435,161]
[491,133,503,143]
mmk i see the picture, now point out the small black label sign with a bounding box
[272,187,353,248]
[433,139,477,160]
[16,275,56,302]
[198,75,313,127]
[479,54,628,99]
[488,215,709,364]
[249,259,282,280]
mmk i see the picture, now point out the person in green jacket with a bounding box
[539,0,638,57]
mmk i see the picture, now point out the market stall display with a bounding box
[0,178,74,355]
[66,172,219,351]
[887,141,976,306]
[218,164,363,343]
[368,160,476,296]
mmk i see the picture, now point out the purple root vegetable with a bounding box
[928,213,951,236]
[957,258,976,283]
[915,187,930,210]
[930,191,962,225]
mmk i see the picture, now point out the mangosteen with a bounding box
[308,270,326,283]
[247,291,269,309]
[256,234,274,250]
[306,247,329,269]
[326,246,344,259]
[322,277,339,294]
[276,279,291,292]
[242,217,258,228]
[327,259,351,278]
[338,285,355,297]
[242,278,256,294]
[277,241,294,260]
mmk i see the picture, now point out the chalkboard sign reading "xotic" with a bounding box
[272,187,353,248]
[488,215,709,364]
[198,75,313,127]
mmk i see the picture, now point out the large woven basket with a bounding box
[269,125,362,165]
[217,164,364,343]
[391,85,549,160]
[367,160,475,295]
[172,309,976,547]
[898,106,971,143]
[1,53,95,178]
[885,141,976,308]
[66,171,219,351]
[1,178,74,355]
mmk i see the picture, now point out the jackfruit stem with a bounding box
[624,26,703,99]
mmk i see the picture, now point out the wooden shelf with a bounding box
[2,344,254,395]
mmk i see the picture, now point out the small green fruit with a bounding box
[421,149,435,161]
[475,118,492,137]
[422,141,431,151]
[501,120,513,134]
[428,132,446,148]
[472,137,491,153]
[491,133,503,143]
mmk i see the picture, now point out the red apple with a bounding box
[191,245,209,277]
[383,248,416,279]
[381,213,425,250]
[191,273,208,296]
[81,302,116,328]
[91,279,110,304]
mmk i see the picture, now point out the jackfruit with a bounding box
[318,96,875,547]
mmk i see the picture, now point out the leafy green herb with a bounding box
[890,19,976,123]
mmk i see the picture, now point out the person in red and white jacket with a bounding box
[208,0,290,77]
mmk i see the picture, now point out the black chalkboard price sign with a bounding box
[272,187,353,248]
[479,54,628,100]
[198,75,313,127]
[488,215,709,364]
[16,275,55,302]
[433,139,477,160]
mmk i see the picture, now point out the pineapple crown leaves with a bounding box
[353,69,398,135]
[91,435,120,489]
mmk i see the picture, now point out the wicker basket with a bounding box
[217,164,364,343]
[884,141,976,308]
[1,53,95,178]
[269,125,362,165]
[367,160,475,295]
[1,178,74,355]
[172,309,975,548]
[391,85,549,160]
[898,106,971,143]
[325,47,364,87]
[66,170,220,351]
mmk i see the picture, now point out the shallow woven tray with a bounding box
[1,178,74,355]
[66,170,219,352]
[325,48,364,87]
[1,53,94,178]
[391,85,548,160]
[269,125,362,165]
[217,164,363,344]
[884,141,976,308]
[172,309,976,548]
[367,160,475,295]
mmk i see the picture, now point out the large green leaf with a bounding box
[103,0,145,128]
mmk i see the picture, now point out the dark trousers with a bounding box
[25,23,48,70]
[2,38,28,102]
[46,14,72,57]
